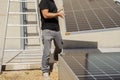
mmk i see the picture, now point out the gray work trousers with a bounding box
[41,29,63,73]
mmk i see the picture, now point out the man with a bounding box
[39,0,64,79]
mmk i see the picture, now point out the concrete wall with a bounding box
[62,30,120,48]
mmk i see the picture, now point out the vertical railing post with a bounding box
[20,0,27,49]
[0,0,10,73]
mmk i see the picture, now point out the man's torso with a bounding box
[39,0,60,31]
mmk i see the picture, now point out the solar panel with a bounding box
[62,52,120,80]
[63,0,120,33]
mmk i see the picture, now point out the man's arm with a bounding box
[41,9,64,19]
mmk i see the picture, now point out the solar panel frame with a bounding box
[63,0,120,33]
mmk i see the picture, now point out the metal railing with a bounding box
[0,0,42,73]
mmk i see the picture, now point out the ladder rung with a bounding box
[6,37,40,39]
[26,21,37,24]
[27,33,39,36]
[9,12,37,15]
[5,62,41,65]
[10,0,35,3]
[4,49,41,52]
[26,44,40,46]
[8,24,38,27]
[27,9,36,12]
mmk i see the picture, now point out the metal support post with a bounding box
[20,0,27,49]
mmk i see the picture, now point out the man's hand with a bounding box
[57,9,64,18]
[58,10,64,18]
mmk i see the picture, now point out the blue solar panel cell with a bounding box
[75,11,91,31]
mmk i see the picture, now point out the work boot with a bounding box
[43,72,50,80]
